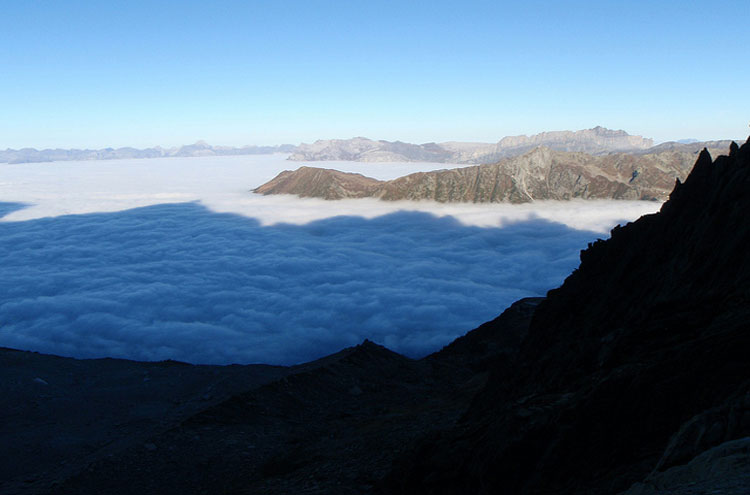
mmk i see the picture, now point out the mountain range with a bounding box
[2,139,748,494]
[0,141,296,164]
[2,128,733,165]
[255,145,722,202]
[288,127,657,163]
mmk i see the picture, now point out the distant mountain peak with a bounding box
[590,125,624,133]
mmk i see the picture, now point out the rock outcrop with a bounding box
[257,146,702,202]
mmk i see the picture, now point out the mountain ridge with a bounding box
[289,126,656,163]
[255,145,711,202]
[0,142,297,164]
[2,130,734,166]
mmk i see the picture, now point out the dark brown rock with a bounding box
[253,166,383,199]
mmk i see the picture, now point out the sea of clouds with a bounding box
[0,155,661,364]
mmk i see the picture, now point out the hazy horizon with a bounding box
[3,128,748,156]
[2,128,746,153]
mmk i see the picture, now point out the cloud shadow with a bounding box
[0,202,604,365]
[0,202,30,219]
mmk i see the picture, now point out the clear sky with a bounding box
[1,0,748,148]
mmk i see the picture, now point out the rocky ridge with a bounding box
[254,166,383,200]
[256,145,703,202]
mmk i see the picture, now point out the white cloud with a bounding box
[0,156,661,364]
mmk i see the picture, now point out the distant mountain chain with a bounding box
[0,141,296,164]
[289,126,657,163]
[1,127,732,165]
[254,143,736,203]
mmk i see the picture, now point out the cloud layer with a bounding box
[1,202,613,365]
[0,155,660,233]
[0,156,662,364]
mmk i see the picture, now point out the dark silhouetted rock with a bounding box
[382,139,750,494]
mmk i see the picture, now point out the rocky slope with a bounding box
[288,127,654,163]
[0,348,287,494]
[2,140,748,494]
[253,166,383,199]
[257,146,701,202]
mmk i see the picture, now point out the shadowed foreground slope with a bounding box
[384,140,750,494]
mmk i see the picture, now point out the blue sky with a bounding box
[2,0,748,148]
